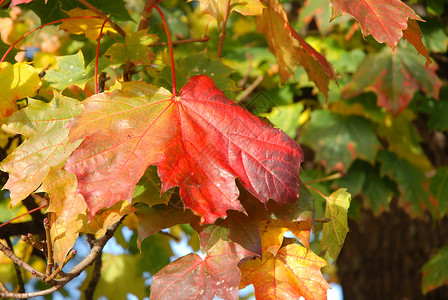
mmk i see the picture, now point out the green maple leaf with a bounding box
[321,188,351,260]
[300,110,380,172]
[44,50,110,91]
[106,30,158,66]
[155,51,239,97]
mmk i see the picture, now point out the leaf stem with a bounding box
[149,36,209,47]
[44,218,53,276]
[95,20,108,94]
[0,16,103,64]
[303,172,343,185]
[305,184,328,200]
[217,0,231,58]
[154,5,177,96]
[77,0,126,37]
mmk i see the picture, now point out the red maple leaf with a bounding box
[151,240,253,300]
[65,75,304,224]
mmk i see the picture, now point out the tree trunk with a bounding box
[337,199,448,300]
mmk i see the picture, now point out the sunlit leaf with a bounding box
[1,95,83,205]
[151,240,253,300]
[321,188,351,260]
[256,0,337,98]
[39,169,86,266]
[59,8,117,41]
[44,51,109,91]
[0,62,41,120]
[240,244,330,299]
[65,76,304,224]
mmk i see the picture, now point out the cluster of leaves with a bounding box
[0,0,446,298]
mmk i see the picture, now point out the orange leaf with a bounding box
[402,19,431,68]
[256,0,337,98]
[240,244,330,300]
[59,8,117,41]
[260,219,311,255]
[39,169,87,266]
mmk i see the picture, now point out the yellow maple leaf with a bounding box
[59,8,117,41]
[0,62,41,120]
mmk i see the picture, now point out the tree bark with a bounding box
[337,199,448,300]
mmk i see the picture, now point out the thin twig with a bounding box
[303,173,343,185]
[315,217,331,223]
[44,218,53,276]
[0,241,47,281]
[77,0,126,37]
[149,36,210,47]
[236,75,264,102]
[44,250,77,283]
[217,0,231,58]
[6,238,25,293]
[159,231,181,242]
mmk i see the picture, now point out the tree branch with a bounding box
[0,219,124,299]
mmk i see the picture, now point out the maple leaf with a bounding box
[300,110,380,172]
[81,200,136,236]
[320,188,351,260]
[343,43,442,114]
[193,188,268,255]
[44,51,110,91]
[430,167,448,219]
[1,95,83,205]
[132,166,173,206]
[329,0,423,49]
[403,19,431,68]
[65,75,304,224]
[59,8,117,41]
[267,182,315,224]
[421,246,448,294]
[0,62,42,120]
[256,0,337,98]
[378,150,431,216]
[260,219,311,255]
[156,51,239,98]
[189,0,264,27]
[38,169,87,267]
[105,30,158,66]
[137,200,198,250]
[150,240,253,300]
[239,244,330,299]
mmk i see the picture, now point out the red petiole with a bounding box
[154,5,177,96]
